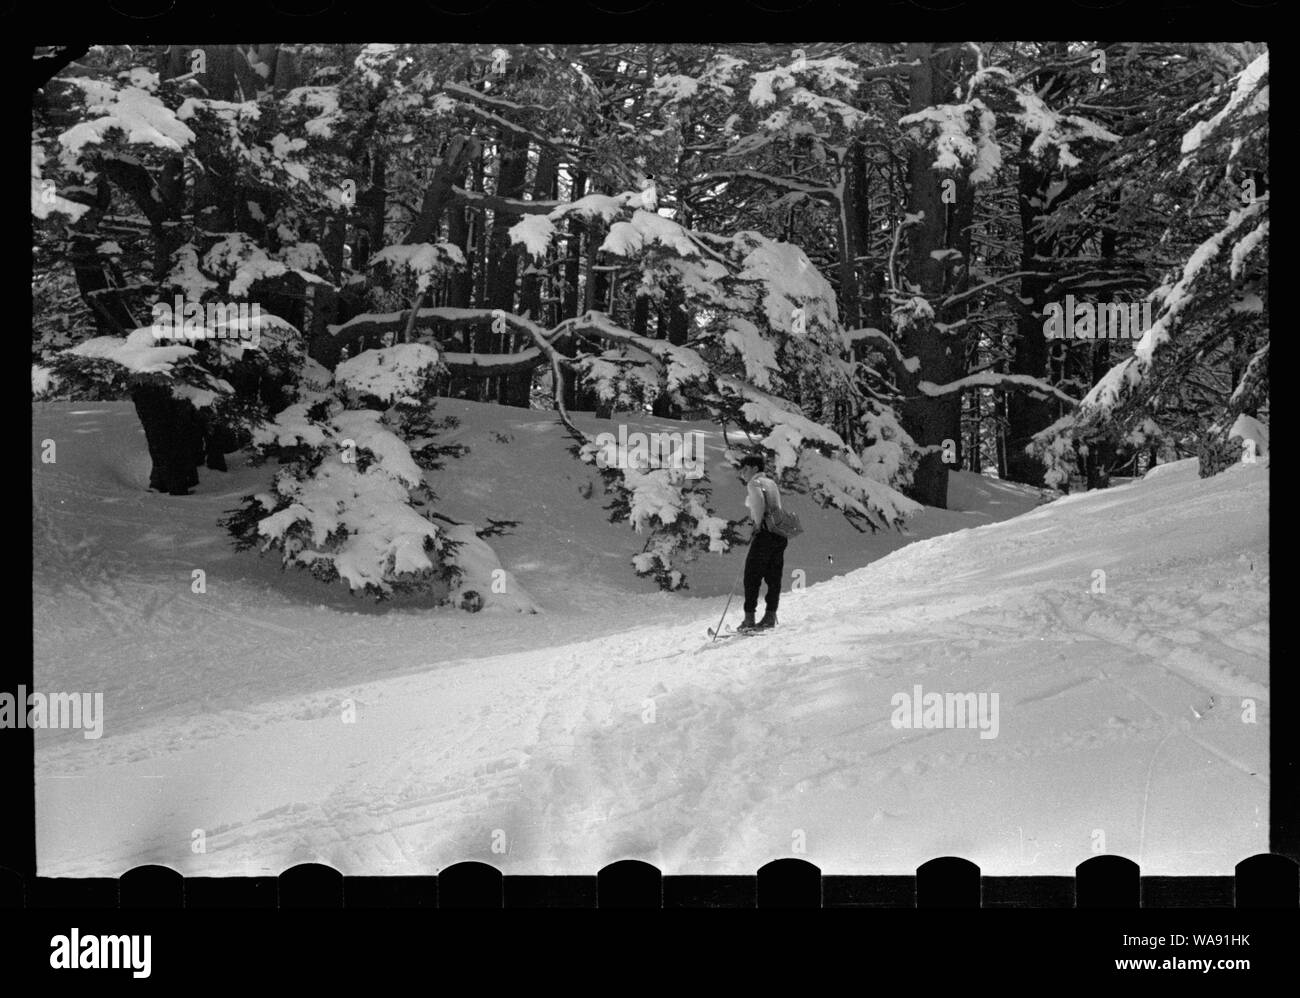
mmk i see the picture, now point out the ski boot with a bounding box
[756,610,778,630]
[737,612,758,633]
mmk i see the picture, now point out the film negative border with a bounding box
[12,0,1287,931]
[1,855,1295,907]
[2,0,1288,36]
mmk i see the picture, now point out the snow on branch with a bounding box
[918,372,1078,408]
[56,76,195,162]
[899,98,1001,183]
[844,327,920,375]
[65,326,198,375]
[368,242,466,293]
[237,347,536,609]
[1082,197,1267,412]
[31,144,90,220]
[685,169,838,201]
[335,343,441,405]
[1179,50,1268,168]
[561,310,711,395]
[441,80,557,115]
[941,271,1053,309]
[331,306,540,340]
[799,449,922,531]
[456,186,559,216]
[560,314,918,531]
[1013,90,1119,168]
[439,82,581,161]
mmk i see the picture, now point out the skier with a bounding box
[736,454,787,632]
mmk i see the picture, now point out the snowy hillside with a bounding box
[34,402,1267,877]
[32,400,1045,725]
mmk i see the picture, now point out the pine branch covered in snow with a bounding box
[1026,49,1268,483]
[496,179,925,557]
[225,360,460,598]
[562,306,920,538]
[581,442,739,592]
[224,344,532,609]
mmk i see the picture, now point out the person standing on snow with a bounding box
[737,454,787,631]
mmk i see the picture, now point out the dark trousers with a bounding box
[743,528,788,616]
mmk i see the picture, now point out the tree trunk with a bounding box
[1003,137,1059,487]
[897,42,971,509]
[446,146,476,313]
[354,151,385,270]
[407,134,483,244]
[132,385,203,494]
[946,156,975,472]
[67,177,135,334]
[483,133,530,405]
[1004,46,1091,486]
[1085,339,1114,489]
[836,142,861,331]
[512,146,559,405]
[851,143,887,330]
[650,288,689,419]
[562,170,590,413]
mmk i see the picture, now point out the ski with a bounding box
[708,624,743,639]
[703,624,772,647]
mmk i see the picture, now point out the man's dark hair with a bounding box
[738,455,766,472]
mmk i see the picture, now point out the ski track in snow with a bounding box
[32,404,1268,877]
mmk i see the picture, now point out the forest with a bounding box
[31,41,1269,597]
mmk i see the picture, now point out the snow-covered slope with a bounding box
[32,400,1045,728]
[33,403,1267,876]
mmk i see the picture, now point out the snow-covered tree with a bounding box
[508,190,922,584]
[33,41,1267,599]
[33,48,351,492]
[223,341,534,608]
[1027,48,1268,484]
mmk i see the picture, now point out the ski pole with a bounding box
[709,566,743,641]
